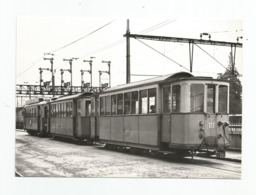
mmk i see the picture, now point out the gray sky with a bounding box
[16,18,243,88]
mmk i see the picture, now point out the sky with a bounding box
[16,18,243,90]
[1,0,256,195]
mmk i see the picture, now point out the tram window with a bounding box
[55,105,57,117]
[105,96,111,115]
[111,95,117,115]
[117,94,123,115]
[55,105,58,117]
[77,100,81,116]
[140,90,148,114]
[124,92,131,114]
[66,102,72,117]
[58,104,61,117]
[70,102,73,117]
[190,84,204,112]
[219,85,228,113]
[149,88,156,113]
[100,97,105,116]
[66,103,69,117]
[61,103,63,117]
[163,86,171,113]
[131,91,139,114]
[172,85,181,112]
[96,98,100,116]
[91,98,95,116]
[51,105,54,117]
[207,85,216,113]
[85,101,91,116]
[63,103,66,117]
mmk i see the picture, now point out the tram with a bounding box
[96,72,230,158]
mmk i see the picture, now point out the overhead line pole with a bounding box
[63,57,78,94]
[126,20,131,84]
[124,32,242,75]
[43,57,55,97]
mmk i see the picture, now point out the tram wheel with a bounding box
[130,147,137,154]
[216,151,226,159]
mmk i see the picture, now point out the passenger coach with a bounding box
[24,98,50,135]
[50,92,94,142]
[97,72,230,158]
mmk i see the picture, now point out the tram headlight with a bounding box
[199,121,204,126]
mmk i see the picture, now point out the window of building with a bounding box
[207,85,216,113]
[105,96,111,115]
[117,94,123,115]
[100,97,105,115]
[218,85,228,113]
[190,84,204,112]
[140,90,148,114]
[124,92,131,114]
[85,101,91,116]
[163,86,171,113]
[172,85,181,112]
[131,91,139,114]
[111,95,117,115]
[148,88,156,113]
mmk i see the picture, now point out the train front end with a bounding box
[166,78,230,158]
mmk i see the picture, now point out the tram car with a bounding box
[23,98,50,135]
[16,106,24,129]
[23,92,96,142]
[50,92,94,142]
[96,72,230,158]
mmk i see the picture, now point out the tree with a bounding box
[217,52,242,114]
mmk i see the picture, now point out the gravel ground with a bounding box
[15,130,241,178]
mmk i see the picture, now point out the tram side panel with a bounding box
[138,115,158,146]
[24,106,39,132]
[123,116,139,144]
[110,116,124,142]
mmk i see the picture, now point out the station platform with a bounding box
[226,150,242,161]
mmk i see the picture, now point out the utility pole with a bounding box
[63,57,78,94]
[43,57,55,97]
[60,68,70,95]
[124,26,242,75]
[102,60,111,87]
[126,19,131,84]
[39,67,49,94]
[83,57,95,88]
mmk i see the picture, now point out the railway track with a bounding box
[196,153,241,163]
[15,169,23,177]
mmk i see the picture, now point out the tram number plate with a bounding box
[208,122,215,129]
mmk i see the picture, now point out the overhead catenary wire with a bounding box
[194,43,232,74]
[135,38,190,71]
[207,29,243,34]
[80,19,177,58]
[16,56,44,78]
[49,19,116,54]
[16,20,116,78]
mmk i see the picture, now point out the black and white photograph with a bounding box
[1,0,255,195]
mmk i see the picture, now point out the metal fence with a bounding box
[229,114,242,150]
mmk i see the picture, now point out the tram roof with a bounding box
[52,92,93,103]
[104,72,194,93]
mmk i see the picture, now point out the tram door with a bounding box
[43,106,48,133]
[204,85,217,141]
[90,97,97,139]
